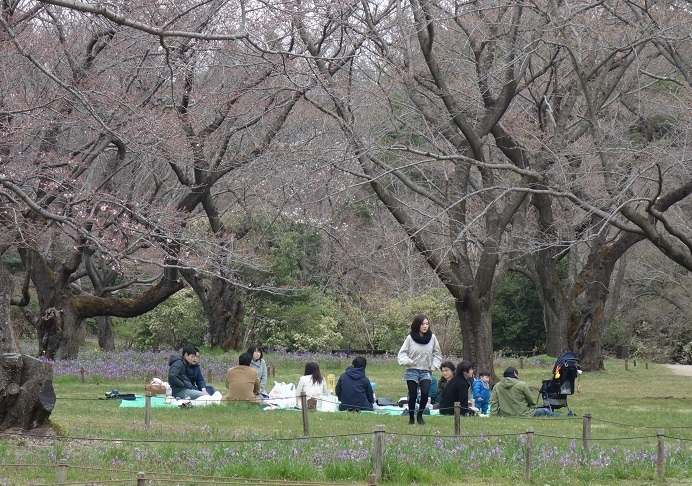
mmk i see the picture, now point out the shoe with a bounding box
[416,411,425,425]
[408,411,415,425]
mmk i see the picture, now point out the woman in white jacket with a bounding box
[295,361,329,410]
[397,314,442,425]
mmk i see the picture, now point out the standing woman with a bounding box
[397,314,442,425]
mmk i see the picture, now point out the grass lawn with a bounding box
[1,351,691,485]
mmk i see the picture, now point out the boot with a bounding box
[416,410,425,425]
[408,410,415,425]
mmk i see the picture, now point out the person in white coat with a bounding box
[295,361,329,410]
[397,314,442,425]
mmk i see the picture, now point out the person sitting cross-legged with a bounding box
[490,367,559,417]
[335,356,375,412]
[224,352,261,404]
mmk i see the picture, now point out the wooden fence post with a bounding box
[144,391,151,429]
[657,429,665,480]
[372,425,385,482]
[454,402,461,436]
[624,359,629,370]
[582,413,591,450]
[207,368,213,384]
[366,473,377,485]
[57,458,68,483]
[519,356,524,369]
[300,392,309,437]
[524,428,534,481]
[137,471,146,485]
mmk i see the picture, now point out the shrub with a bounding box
[113,289,207,350]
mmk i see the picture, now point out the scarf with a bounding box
[410,329,432,345]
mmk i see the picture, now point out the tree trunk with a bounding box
[1,271,20,354]
[183,272,245,351]
[0,352,55,430]
[454,296,494,376]
[566,232,643,370]
[36,304,82,360]
[527,251,570,357]
[96,315,115,352]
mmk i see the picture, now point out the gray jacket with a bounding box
[250,358,268,394]
[397,334,442,371]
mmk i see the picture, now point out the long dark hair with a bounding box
[304,361,323,384]
[410,314,429,333]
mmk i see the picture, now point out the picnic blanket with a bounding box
[119,392,223,408]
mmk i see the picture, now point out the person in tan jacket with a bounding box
[224,352,261,404]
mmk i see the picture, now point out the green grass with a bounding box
[1,355,691,484]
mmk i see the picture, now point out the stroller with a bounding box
[538,351,581,415]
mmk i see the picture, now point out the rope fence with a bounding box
[4,398,689,485]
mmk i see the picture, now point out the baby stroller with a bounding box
[538,351,581,415]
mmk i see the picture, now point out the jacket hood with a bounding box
[168,353,183,367]
[345,366,366,380]
[498,376,520,389]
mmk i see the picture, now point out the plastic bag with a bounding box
[267,382,296,408]
[316,393,339,412]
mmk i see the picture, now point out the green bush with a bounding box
[250,292,343,352]
[112,288,207,350]
[368,288,459,354]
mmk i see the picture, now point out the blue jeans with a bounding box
[403,369,431,383]
[174,389,205,400]
[534,407,560,417]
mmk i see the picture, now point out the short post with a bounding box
[372,425,385,482]
[58,458,68,483]
[519,356,524,369]
[144,391,152,429]
[582,413,591,450]
[80,367,85,383]
[624,359,628,370]
[454,402,461,436]
[524,428,534,481]
[207,368,212,384]
[300,392,309,437]
[137,471,146,485]
[366,473,377,485]
[645,362,649,369]
[657,429,665,480]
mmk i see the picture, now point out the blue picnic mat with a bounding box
[119,395,177,408]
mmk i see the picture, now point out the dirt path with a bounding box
[665,364,692,377]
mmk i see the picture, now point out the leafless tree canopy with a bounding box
[1,0,690,368]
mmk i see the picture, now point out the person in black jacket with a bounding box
[184,346,215,396]
[335,356,375,412]
[439,360,476,416]
[168,345,211,399]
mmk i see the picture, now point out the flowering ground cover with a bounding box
[2,346,691,484]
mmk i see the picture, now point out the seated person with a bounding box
[335,356,375,412]
[295,361,329,409]
[184,346,214,396]
[433,360,455,409]
[428,374,439,406]
[224,352,261,404]
[247,344,269,398]
[439,360,476,415]
[168,345,208,400]
[490,367,559,417]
